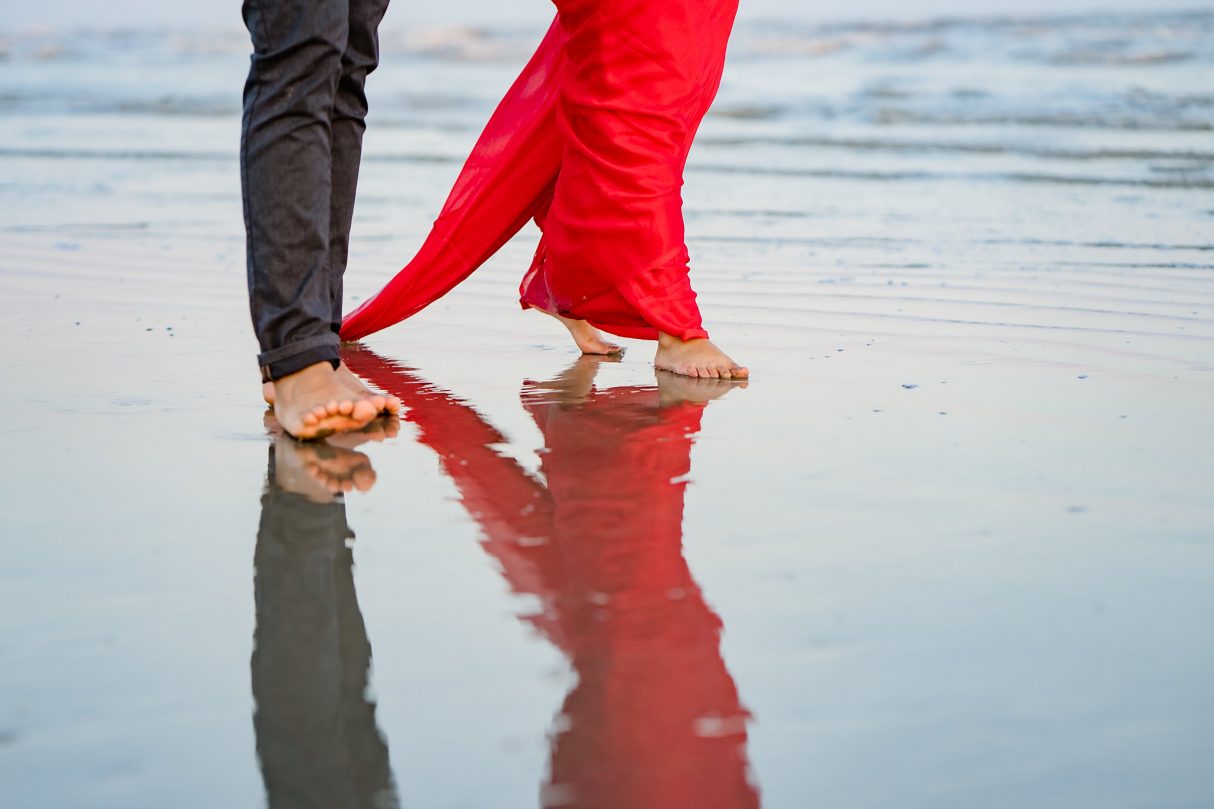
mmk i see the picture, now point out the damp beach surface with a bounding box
[2,7,1213,808]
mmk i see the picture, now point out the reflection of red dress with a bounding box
[340,0,739,343]
[345,350,760,808]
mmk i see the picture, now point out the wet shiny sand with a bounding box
[2,10,1213,809]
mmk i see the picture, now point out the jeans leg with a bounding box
[241,0,349,381]
[327,0,391,333]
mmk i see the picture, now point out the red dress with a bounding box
[340,0,739,343]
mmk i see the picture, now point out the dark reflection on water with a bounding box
[347,348,760,808]
[252,441,400,809]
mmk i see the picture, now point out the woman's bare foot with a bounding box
[654,332,749,379]
[539,309,623,355]
[271,361,382,440]
[263,362,401,415]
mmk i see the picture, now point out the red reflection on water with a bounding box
[347,349,760,809]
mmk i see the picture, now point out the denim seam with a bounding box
[241,0,268,368]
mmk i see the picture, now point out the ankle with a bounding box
[658,332,701,349]
[274,360,335,391]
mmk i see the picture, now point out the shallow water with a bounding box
[2,9,1213,809]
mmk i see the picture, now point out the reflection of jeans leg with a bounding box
[252,447,396,809]
[327,0,391,332]
[241,0,347,380]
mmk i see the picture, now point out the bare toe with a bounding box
[351,399,378,422]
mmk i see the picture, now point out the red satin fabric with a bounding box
[340,1,739,343]
[344,348,760,808]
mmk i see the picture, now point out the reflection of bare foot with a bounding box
[526,353,620,404]
[271,361,381,440]
[272,433,378,503]
[656,369,747,407]
[538,309,623,355]
[324,412,401,449]
[264,409,400,445]
[654,332,749,379]
[263,362,401,415]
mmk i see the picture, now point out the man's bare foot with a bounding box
[271,361,381,440]
[538,309,623,355]
[263,361,401,415]
[656,369,748,407]
[330,362,401,414]
[265,409,401,447]
[654,332,749,379]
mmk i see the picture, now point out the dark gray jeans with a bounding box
[241,0,390,381]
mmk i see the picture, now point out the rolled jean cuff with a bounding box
[258,333,341,382]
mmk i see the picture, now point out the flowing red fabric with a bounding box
[340,0,739,343]
[344,348,760,808]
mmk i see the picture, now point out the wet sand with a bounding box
[2,10,1213,809]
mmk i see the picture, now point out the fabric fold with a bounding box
[341,1,739,344]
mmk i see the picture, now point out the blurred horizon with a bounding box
[2,0,1212,30]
